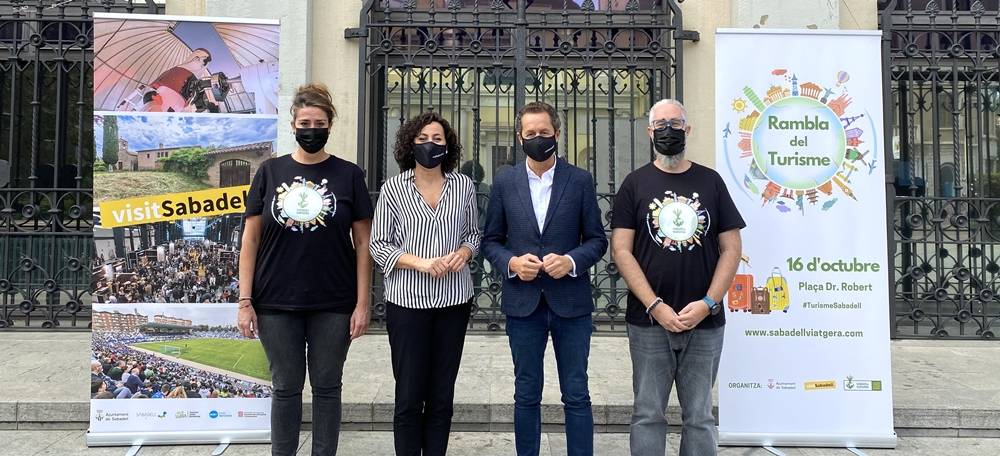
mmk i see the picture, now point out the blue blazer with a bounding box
[482,158,609,318]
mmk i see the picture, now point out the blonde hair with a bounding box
[167,386,187,399]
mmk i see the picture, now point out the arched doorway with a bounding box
[938,162,957,198]
[219,159,251,188]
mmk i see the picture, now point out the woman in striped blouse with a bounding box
[370,111,482,456]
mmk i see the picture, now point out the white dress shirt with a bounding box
[527,161,555,233]
[508,161,577,277]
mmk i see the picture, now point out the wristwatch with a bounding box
[703,295,721,315]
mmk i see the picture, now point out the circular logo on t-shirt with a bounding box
[658,201,699,242]
[272,177,336,232]
[283,185,324,222]
[647,191,710,252]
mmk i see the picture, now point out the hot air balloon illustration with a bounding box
[836,71,850,87]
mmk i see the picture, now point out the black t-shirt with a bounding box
[245,154,374,312]
[611,162,746,328]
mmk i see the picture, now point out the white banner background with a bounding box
[715,29,896,448]
[89,12,279,447]
[90,398,270,433]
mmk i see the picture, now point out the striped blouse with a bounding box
[370,170,482,309]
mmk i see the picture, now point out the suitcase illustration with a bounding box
[766,267,790,312]
[728,274,753,312]
[751,287,770,314]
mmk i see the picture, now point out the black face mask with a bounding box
[295,128,329,154]
[653,128,686,156]
[413,142,447,169]
[522,135,557,162]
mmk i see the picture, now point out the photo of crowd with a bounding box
[91,331,270,400]
[91,304,271,400]
[94,238,240,305]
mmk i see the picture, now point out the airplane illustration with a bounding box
[723,122,731,138]
[846,148,870,166]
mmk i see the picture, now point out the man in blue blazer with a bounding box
[483,101,608,456]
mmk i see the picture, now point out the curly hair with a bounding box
[393,112,463,173]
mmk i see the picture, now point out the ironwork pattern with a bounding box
[356,0,691,332]
[881,0,1000,338]
[0,0,162,330]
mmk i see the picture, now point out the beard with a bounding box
[657,151,685,169]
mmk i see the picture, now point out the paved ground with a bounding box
[2,430,999,455]
[1,330,998,456]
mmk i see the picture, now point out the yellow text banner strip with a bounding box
[99,186,251,228]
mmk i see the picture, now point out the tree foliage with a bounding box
[101,116,119,168]
[158,147,216,180]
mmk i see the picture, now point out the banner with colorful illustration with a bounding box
[88,13,279,448]
[715,30,896,448]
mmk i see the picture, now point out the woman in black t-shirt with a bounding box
[237,83,374,456]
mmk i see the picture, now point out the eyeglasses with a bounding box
[651,118,686,131]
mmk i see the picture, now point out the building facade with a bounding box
[152,314,193,327]
[93,310,149,333]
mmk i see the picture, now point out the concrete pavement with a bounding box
[0,331,998,439]
[1,430,999,455]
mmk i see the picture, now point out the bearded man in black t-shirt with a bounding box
[610,99,745,456]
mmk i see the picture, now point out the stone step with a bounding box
[2,333,997,438]
[4,400,999,438]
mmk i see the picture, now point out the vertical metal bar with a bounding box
[514,0,527,163]
[356,1,376,170]
[882,0,899,338]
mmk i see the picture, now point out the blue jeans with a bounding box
[506,297,593,456]
[257,310,352,456]
[627,324,724,456]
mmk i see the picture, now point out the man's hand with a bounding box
[350,305,370,340]
[541,253,573,279]
[510,254,543,281]
[650,304,688,333]
[418,257,449,278]
[442,249,469,273]
[237,306,258,339]
[676,300,711,329]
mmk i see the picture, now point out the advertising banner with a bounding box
[715,29,896,448]
[89,13,279,448]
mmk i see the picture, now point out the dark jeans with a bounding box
[257,310,352,456]
[386,301,471,456]
[506,296,594,456]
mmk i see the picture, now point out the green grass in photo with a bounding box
[133,338,270,381]
[95,171,212,203]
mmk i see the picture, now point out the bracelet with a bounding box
[238,297,253,303]
[646,297,663,315]
[238,301,254,309]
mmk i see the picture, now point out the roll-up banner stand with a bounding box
[715,29,897,449]
[88,13,280,449]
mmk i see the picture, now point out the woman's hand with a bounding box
[350,305,371,340]
[442,248,470,273]
[418,257,449,278]
[237,306,258,339]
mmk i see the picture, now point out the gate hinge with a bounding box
[345,28,368,39]
[675,30,700,42]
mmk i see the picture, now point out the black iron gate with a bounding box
[881,0,1000,338]
[352,0,695,332]
[0,0,162,330]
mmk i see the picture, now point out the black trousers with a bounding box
[386,301,471,456]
